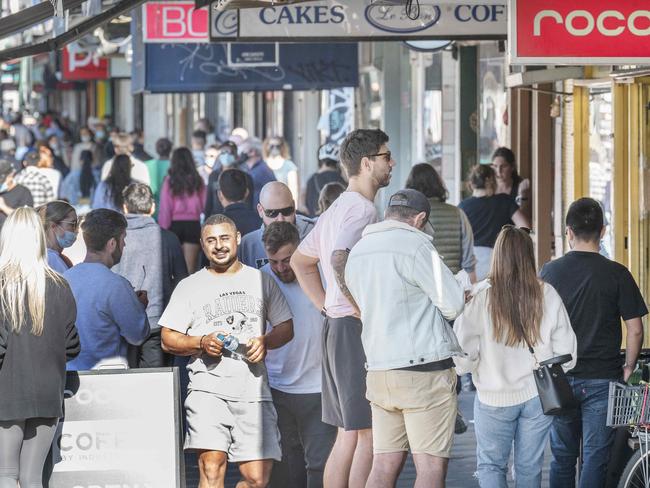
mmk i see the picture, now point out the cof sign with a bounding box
[211,1,507,41]
[62,47,109,81]
[47,369,183,487]
[143,1,209,43]
[509,0,650,64]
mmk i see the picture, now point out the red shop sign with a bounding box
[143,2,209,43]
[62,47,109,81]
[509,0,650,64]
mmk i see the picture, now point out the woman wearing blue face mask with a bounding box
[204,141,254,219]
[37,200,78,274]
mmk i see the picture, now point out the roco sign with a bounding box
[509,0,650,64]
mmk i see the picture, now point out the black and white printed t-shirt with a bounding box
[159,265,292,402]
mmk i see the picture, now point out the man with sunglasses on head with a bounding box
[239,181,315,269]
[291,129,396,488]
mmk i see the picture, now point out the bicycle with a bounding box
[607,382,650,487]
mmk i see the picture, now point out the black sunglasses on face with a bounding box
[263,206,295,218]
[367,151,392,162]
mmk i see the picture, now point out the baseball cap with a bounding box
[388,189,431,219]
[0,159,14,182]
[318,142,339,161]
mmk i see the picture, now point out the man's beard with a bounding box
[210,250,237,270]
[111,245,123,266]
[274,269,296,283]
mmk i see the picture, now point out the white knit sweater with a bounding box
[453,282,578,407]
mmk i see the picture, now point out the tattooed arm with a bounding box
[331,249,360,317]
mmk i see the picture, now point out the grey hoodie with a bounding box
[113,215,164,330]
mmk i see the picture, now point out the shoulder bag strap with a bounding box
[522,334,540,369]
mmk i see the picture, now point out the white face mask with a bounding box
[81,135,91,143]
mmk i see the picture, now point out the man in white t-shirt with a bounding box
[261,221,336,488]
[100,132,151,185]
[291,129,395,488]
[160,214,294,488]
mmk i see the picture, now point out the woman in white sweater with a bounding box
[454,225,577,488]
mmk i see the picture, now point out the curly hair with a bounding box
[168,147,204,197]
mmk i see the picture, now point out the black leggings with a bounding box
[0,418,58,488]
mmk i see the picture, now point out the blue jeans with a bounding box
[474,396,553,488]
[549,377,614,488]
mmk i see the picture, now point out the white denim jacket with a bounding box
[345,220,465,371]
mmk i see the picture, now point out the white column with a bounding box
[143,94,168,156]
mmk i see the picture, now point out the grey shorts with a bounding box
[184,390,282,463]
[321,316,372,431]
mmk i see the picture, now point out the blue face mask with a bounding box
[219,153,236,167]
[56,229,77,249]
[0,182,8,193]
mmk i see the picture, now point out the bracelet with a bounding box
[199,335,206,350]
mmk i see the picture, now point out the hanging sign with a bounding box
[144,1,209,43]
[509,0,650,64]
[211,1,507,41]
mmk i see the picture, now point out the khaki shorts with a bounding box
[366,368,457,458]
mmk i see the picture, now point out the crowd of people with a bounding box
[0,115,646,488]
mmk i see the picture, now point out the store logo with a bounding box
[364,4,441,33]
[213,9,238,36]
[534,9,650,37]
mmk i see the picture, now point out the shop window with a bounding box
[478,43,507,164]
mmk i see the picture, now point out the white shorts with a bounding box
[184,389,282,463]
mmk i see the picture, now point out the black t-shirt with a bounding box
[305,170,346,217]
[0,184,33,227]
[540,251,648,379]
[458,194,519,247]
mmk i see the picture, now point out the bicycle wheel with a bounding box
[619,449,650,488]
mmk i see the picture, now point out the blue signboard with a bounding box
[133,42,358,93]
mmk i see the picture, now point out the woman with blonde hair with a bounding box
[0,207,80,487]
[37,200,78,273]
[454,226,577,488]
[263,136,299,202]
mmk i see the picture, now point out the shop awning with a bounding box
[0,0,86,41]
[0,0,144,63]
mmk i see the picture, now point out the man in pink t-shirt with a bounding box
[291,129,395,488]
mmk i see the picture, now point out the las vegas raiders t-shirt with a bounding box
[159,265,292,401]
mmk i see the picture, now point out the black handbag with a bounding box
[525,338,577,415]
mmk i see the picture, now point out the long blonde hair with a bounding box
[488,225,543,347]
[0,207,62,335]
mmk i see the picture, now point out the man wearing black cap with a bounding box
[345,189,465,488]
[0,158,33,228]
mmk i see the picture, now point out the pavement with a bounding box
[183,390,553,487]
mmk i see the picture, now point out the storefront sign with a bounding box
[62,47,109,81]
[143,1,209,43]
[210,1,507,41]
[47,369,183,487]
[228,43,279,67]
[132,42,358,93]
[509,0,650,64]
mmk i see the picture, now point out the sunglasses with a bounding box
[59,219,79,230]
[367,151,392,162]
[502,224,534,235]
[263,206,295,218]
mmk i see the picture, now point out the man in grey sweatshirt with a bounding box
[113,183,188,368]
